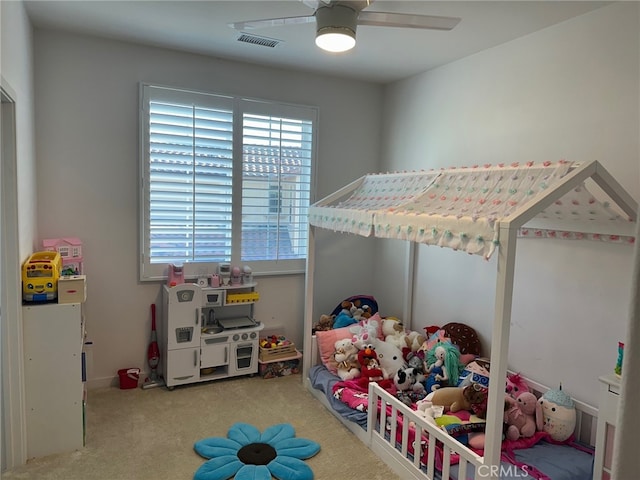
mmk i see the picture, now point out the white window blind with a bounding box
[140,85,316,281]
[241,108,312,263]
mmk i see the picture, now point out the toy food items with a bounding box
[22,251,62,302]
[259,335,292,348]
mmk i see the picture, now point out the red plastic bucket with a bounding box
[118,368,140,389]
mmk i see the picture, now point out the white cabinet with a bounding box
[161,282,263,389]
[166,347,200,385]
[593,374,620,480]
[200,336,229,367]
[23,302,85,458]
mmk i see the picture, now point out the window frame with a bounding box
[139,83,317,281]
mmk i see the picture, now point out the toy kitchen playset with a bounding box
[160,263,263,389]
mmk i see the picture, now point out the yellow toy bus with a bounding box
[22,251,62,302]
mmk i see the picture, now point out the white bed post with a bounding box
[402,242,416,328]
[483,224,518,479]
[302,224,316,383]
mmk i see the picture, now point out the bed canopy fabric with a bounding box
[310,160,636,258]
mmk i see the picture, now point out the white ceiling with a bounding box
[23,0,611,84]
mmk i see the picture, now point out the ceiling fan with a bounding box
[228,0,461,53]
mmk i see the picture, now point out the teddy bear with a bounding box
[312,314,334,333]
[332,338,360,381]
[352,303,372,322]
[403,330,426,353]
[426,383,487,413]
[503,391,542,440]
[382,318,406,349]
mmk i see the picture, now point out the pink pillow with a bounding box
[316,326,354,373]
[316,313,383,373]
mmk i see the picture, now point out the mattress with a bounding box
[309,364,594,480]
[309,364,368,427]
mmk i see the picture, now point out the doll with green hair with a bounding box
[424,342,463,392]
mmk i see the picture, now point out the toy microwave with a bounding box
[22,251,62,302]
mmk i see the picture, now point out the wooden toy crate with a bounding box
[259,343,296,362]
[259,350,302,378]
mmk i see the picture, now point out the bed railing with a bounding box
[367,382,485,480]
[366,379,597,480]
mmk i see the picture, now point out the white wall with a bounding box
[0,1,38,259]
[1,0,37,470]
[377,2,639,407]
[32,29,382,388]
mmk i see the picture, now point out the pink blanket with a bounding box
[332,378,396,412]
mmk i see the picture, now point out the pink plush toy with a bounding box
[505,372,531,399]
[503,392,543,440]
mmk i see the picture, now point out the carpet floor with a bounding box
[3,374,401,480]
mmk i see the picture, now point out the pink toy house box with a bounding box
[43,237,83,275]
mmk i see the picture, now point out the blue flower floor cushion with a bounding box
[194,423,321,480]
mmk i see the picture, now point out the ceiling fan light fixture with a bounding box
[314,4,358,53]
[315,27,356,53]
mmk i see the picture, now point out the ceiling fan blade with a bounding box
[357,11,461,30]
[228,15,316,31]
[301,0,332,10]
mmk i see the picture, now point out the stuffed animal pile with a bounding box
[321,302,582,453]
[323,301,581,453]
[325,312,476,403]
[333,299,373,328]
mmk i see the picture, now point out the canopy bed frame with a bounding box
[303,160,637,479]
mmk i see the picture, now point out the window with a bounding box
[139,84,316,281]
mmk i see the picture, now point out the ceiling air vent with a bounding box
[237,33,281,48]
